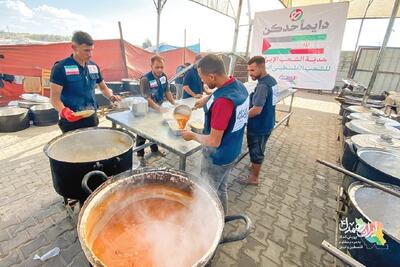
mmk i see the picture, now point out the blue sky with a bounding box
[1,0,400,51]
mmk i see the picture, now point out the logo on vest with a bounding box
[88,65,98,74]
[232,96,249,132]
[159,76,167,84]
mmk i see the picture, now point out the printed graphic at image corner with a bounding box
[339,217,388,250]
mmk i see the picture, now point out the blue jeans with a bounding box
[201,155,234,214]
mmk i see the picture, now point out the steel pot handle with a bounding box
[81,170,108,197]
[93,161,103,171]
[113,156,121,168]
[219,214,252,244]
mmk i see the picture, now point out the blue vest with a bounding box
[144,71,168,105]
[57,57,99,112]
[183,67,203,99]
[247,75,277,135]
[203,79,249,165]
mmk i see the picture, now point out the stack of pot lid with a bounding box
[347,119,400,139]
[344,96,383,105]
[349,182,400,241]
[357,148,400,180]
[351,134,400,150]
[345,105,384,114]
[348,113,400,127]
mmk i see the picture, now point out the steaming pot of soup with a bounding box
[78,168,252,267]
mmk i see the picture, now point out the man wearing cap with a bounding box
[50,31,120,133]
[181,54,249,213]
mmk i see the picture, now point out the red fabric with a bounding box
[210,98,234,131]
[222,76,235,87]
[0,39,196,104]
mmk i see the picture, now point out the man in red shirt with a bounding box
[181,54,249,213]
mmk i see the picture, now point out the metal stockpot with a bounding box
[0,107,30,132]
[43,127,134,202]
[78,168,252,267]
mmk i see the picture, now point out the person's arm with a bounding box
[182,85,202,98]
[50,83,65,112]
[182,128,224,147]
[249,106,263,118]
[194,95,211,109]
[249,84,268,118]
[140,77,162,112]
[98,80,121,102]
[182,71,202,98]
[165,91,176,105]
[49,64,65,112]
[182,98,234,147]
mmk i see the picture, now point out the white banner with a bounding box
[250,2,349,90]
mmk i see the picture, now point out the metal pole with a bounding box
[228,0,244,76]
[363,0,400,103]
[118,21,129,78]
[156,0,161,54]
[245,0,252,57]
[183,28,186,64]
[347,0,374,78]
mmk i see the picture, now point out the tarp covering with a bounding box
[279,0,399,19]
[147,43,201,53]
[0,39,196,105]
[0,39,196,80]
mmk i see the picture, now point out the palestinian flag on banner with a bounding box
[64,65,79,75]
[262,33,327,55]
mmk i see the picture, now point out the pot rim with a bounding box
[0,107,29,117]
[356,148,400,180]
[77,168,225,267]
[43,127,134,163]
[348,182,400,243]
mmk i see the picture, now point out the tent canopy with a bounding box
[279,0,399,19]
[0,39,195,81]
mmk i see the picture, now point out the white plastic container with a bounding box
[131,97,148,117]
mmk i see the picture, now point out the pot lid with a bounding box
[357,148,400,179]
[351,134,400,150]
[345,105,383,113]
[0,107,28,116]
[348,120,400,138]
[348,113,400,127]
[344,96,383,105]
[349,183,400,242]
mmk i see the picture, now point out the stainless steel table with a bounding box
[106,98,203,170]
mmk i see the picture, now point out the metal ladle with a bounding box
[173,105,192,129]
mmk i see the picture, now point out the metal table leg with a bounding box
[286,93,295,126]
[179,156,187,170]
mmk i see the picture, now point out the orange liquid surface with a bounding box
[91,197,208,267]
[174,114,189,129]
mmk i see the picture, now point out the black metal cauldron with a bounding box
[43,127,133,202]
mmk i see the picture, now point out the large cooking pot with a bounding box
[343,182,400,267]
[348,112,400,127]
[341,139,358,172]
[0,107,30,132]
[345,119,400,139]
[78,168,252,267]
[43,127,134,202]
[355,148,400,187]
[30,103,59,126]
